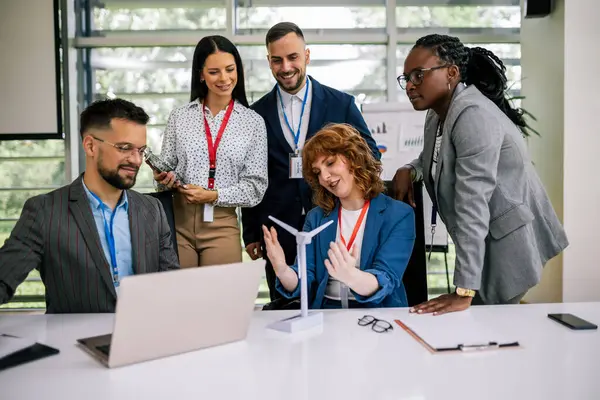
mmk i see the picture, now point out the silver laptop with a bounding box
[77,259,265,368]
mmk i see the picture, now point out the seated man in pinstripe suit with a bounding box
[0,98,180,313]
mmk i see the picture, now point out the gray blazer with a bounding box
[409,84,568,304]
[0,175,180,313]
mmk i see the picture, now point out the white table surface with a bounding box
[1,302,600,400]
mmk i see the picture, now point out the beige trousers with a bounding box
[173,192,242,268]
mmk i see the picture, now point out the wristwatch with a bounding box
[455,287,476,297]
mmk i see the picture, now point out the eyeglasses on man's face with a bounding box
[358,315,393,333]
[397,65,449,90]
[92,136,147,157]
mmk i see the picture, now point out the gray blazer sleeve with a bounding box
[0,196,46,304]
[451,105,503,290]
[408,151,424,182]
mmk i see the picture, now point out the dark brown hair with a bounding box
[302,123,384,213]
[79,98,149,138]
[265,22,304,46]
[190,35,248,107]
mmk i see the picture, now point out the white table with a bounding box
[1,302,599,400]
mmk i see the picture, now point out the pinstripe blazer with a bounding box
[0,175,180,313]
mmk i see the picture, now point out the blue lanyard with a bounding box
[276,78,310,153]
[429,204,437,261]
[89,191,120,287]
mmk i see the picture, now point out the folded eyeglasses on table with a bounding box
[358,315,393,333]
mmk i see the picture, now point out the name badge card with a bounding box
[203,203,214,223]
[289,153,303,179]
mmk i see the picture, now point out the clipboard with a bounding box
[395,318,520,354]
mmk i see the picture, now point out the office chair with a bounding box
[145,190,178,258]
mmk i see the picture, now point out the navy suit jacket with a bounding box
[275,194,415,308]
[241,77,381,252]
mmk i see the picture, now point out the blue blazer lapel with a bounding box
[360,195,386,269]
[263,86,294,154]
[307,76,327,139]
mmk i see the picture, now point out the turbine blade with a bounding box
[305,220,334,238]
[268,216,299,236]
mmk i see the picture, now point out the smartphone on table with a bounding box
[548,313,598,330]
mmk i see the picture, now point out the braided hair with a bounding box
[414,34,531,134]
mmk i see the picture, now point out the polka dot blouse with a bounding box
[159,99,268,208]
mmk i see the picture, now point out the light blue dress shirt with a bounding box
[82,181,133,286]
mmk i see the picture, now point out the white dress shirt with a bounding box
[159,99,268,208]
[277,77,313,152]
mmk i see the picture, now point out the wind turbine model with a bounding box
[267,215,334,333]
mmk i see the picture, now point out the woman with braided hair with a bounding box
[393,34,568,314]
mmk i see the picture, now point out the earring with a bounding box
[448,82,451,91]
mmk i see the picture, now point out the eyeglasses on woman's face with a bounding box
[397,65,449,90]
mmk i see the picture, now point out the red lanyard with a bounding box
[338,200,370,251]
[202,99,235,189]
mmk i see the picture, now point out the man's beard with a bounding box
[98,163,138,190]
[277,69,306,93]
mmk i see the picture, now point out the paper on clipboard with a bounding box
[395,312,520,353]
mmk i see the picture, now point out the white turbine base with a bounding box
[267,311,324,333]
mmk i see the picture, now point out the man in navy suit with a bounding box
[241,22,381,301]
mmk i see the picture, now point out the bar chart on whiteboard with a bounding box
[361,103,448,249]
[361,103,426,181]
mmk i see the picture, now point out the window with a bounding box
[236,6,386,30]
[93,6,227,31]
[0,139,64,310]
[396,6,520,28]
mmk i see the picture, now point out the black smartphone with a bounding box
[548,313,598,330]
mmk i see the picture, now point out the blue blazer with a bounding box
[276,194,416,308]
[241,77,381,249]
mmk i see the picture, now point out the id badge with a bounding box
[203,203,214,223]
[289,153,303,179]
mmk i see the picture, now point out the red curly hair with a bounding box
[302,123,384,214]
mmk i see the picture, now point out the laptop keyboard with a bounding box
[96,344,111,356]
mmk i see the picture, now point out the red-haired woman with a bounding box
[262,123,416,309]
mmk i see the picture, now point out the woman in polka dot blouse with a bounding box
[153,35,268,268]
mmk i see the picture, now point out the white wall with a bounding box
[562,0,600,301]
[522,0,600,302]
[520,0,565,303]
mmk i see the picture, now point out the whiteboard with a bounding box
[0,0,62,139]
[360,102,424,181]
[362,102,448,249]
